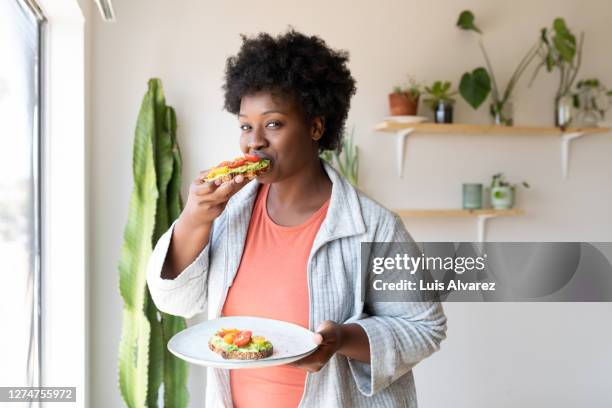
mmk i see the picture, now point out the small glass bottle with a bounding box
[490,100,514,126]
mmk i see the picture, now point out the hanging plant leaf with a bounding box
[457,10,482,34]
[459,67,491,109]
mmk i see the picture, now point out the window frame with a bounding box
[34,0,88,406]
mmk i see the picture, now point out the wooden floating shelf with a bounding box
[375,121,610,135]
[374,121,611,179]
[395,208,525,218]
[395,208,526,242]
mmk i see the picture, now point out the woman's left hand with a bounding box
[290,320,344,373]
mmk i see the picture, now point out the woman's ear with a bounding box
[311,117,326,141]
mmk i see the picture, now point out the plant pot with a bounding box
[434,100,454,123]
[389,92,419,116]
[490,186,514,209]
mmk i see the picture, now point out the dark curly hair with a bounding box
[223,29,356,153]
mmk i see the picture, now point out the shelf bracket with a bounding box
[560,131,586,180]
[476,214,496,243]
[395,128,415,178]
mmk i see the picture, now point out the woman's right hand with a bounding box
[179,170,249,230]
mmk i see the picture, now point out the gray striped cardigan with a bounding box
[146,161,447,407]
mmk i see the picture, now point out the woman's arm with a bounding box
[337,323,370,363]
[146,217,213,318]
[347,301,447,396]
[346,213,448,397]
[161,173,247,280]
[161,215,212,279]
[147,174,250,318]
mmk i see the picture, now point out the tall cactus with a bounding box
[118,79,189,408]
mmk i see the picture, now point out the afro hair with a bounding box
[223,29,356,153]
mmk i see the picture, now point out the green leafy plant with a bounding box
[392,76,422,99]
[573,78,612,119]
[118,79,189,408]
[490,172,530,190]
[423,81,458,110]
[320,127,359,186]
[457,10,542,119]
[530,18,584,102]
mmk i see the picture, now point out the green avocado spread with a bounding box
[211,335,272,352]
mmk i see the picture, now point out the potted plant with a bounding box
[457,10,543,126]
[489,173,530,209]
[572,78,612,127]
[529,18,584,129]
[423,80,458,123]
[388,76,422,116]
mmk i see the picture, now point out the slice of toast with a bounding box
[210,171,259,183]
[203,157,270,183]
[208,339,273,360]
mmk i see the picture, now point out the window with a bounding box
[0,0,44,390]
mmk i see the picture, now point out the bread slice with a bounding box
[208,339,273,360]
[209,171,259,184]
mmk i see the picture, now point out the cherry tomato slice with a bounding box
[244,154,261,163]
[227,159,246,169]
[232,330,252,347]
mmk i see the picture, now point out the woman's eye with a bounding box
[266,121,281,129]
[240,124,251,131]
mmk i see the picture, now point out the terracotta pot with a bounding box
[388,92,419,116]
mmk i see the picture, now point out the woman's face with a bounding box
[238,91,323,184]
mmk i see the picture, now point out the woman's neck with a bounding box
[267,158,332,215]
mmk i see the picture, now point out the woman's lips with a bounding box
[249,150,273,176]
[250,150,273,162]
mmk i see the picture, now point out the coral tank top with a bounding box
[221,183,330,408]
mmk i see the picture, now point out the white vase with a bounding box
[490,186,514,209]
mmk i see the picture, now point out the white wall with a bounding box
[89,0,612,407]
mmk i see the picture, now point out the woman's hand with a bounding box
[290,320,344,373]
[180,171,248,230]
[290,320,371,372]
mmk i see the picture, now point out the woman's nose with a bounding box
[247,127,268,150]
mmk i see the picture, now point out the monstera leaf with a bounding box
[459,67,492,109]
[118,79,189,408]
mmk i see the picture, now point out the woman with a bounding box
[147,30,447,408]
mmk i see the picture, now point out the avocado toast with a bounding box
[203,155,270,183]
[208,328,273,360]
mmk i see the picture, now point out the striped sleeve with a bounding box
[347,214,448,396]
[146,218,209,318]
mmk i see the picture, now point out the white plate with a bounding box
[167,316,318,369]
[384,115,430,123]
